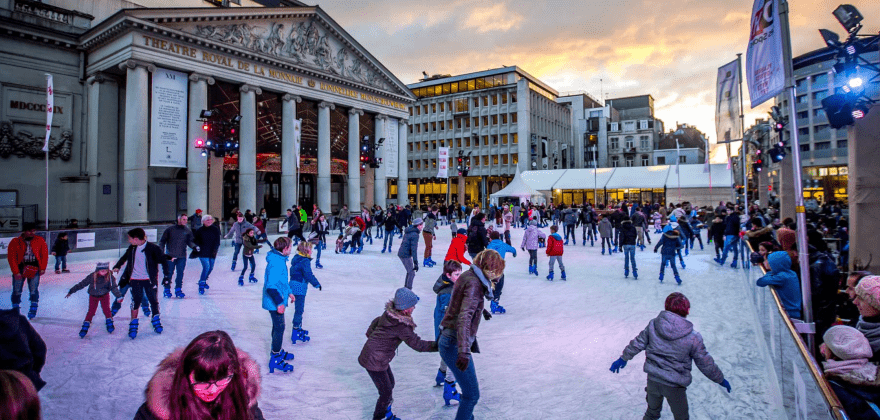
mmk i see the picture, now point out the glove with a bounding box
[162,277,171,287]
[609,357,627,373]
[749,252,764,265]
[653,249,658,253]
[521,247,525,251]
[455,353,470,371]
[317,285,322,291]
[720,379,731,393]
[413,263,419,272]
[482,308,492,321]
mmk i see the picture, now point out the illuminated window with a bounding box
[501,134,508,144]
[482,116,489,126]
[492,115,498,125]
[423,105,428,114]
[468,79,475,91]
[502,154,509,164]
[501,93,508,104]
[483,156,489,166]
[483,136,489,146]
[501,114,508,124]
[457,139,462,147]
[511,92,517,102]
[450,83,458,94]
[431,122,437,132]
[512,133,518,144]
[466,138,471,147]
[408,143,413,152]
[492,135,498,145]
[473,98,479,108]
[482,96,489,106]
[512,154,518,164]
[476,78,486,90]
[492,95,498,106]
[409,107,414,116]
[439,102,445,112]
[416,143,421,151]
[511,113,517,123]
[416,160,421,170]
[432,140,437,150]
[493,155,499,165]
[409,161,414,170]
[431,104,437,113]
[439,121,444,130]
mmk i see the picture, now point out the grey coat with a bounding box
[563,208,578,225]
[598,218,613,238]
[856,317,880,357]
[158,225,197,259]
[224,221,260,244]
[621,311,725,388]
[397,225,420,262]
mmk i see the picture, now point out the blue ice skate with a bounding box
[490,300,506,314]
[128,319,139,339]
[163,287,172,298]
[675,276,682,285]
[27,302,38,319]
[385,405,401,420]
[249,274,258,283]
[443,381,461,406]
[151,314,163,334]
[291,328,310,344]
[561,270,567,280]
[546,271,554,281]
[79,321,90,338]
[174,288,185,299]
[624,269,629,278]
[315,261,323,269]
[268,352,293,373]
[106,318,115,333]
[435,369,445,387]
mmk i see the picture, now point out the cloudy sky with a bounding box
[313,0,878,156]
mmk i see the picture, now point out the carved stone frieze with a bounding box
[0,121,72,160]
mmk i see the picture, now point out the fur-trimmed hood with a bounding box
[142,347,261,420]
[383,301,416,328]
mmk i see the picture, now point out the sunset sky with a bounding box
[314,0,879,158]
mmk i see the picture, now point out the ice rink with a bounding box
[2,224,782,419]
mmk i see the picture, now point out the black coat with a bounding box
[619,221,638,246]
[384,212,398,231]
[51,237,70,256]
[0,309,46,391]
[194,225,221,259]
[609,211,624,228]
[466,219,489,255]
[723,213,741,236]
[114,242,170,288]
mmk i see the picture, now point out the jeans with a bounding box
[198,257,215,284]
[11,272,41,307]
[503,230,511,246]
[528,249,538,267]
[564,224,575,243]
[660,255,680,278]
[292,294,306,329]
[719,235,740,264]
[636,227,645,247]
[548,256,565,272]
[232,242,242,264]
[240,255,256,277]
[367,368,395,420]
[269,310,285,353]
[613,227,620,247]
[644,379,689,420]
[129,279,160,316]
[400,257,416,289]
[112,284,149,313]
[494,275,505,300]
[584,225,595,244]
[690,232,703,249]
[54,255,67,271]
[315,240,323,263]
[623,245,637,273]
[383,230,394,250]
[439,333,480,420]
[164,257,187,289]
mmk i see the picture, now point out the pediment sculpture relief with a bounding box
[0,122,72,160]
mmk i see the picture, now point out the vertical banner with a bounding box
[293,119,302,168]
[437,147,449,178]
[716,59,743,143]
[675,140,681,174]
[746,0,785,107]
[43,74,53,151]
[150,68,188,167]
[384,118,399,178]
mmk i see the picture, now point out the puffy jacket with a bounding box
[466,219,489,255]
[609,210,624,228]
[423,212,437,234]
[487,239,517,259]
[503,211,513,231]
[0,308,47,391]
[653,231,681,256]
[68,271,122,298]
[51,237,70,257]
[621,311,725,388]
[440,267,491,355]
[261,249,290,312]
[289,253,321,296]
[580,207,596,224]
[546,233,564,256]
[285,213,301,231]
[433,274,454,339]
[756,252,802,319]
[563,208,579,225]
[241,234,261,257]
[444,234,471,265]
[631,211,647,229]
[225,221,260,244]
[397,225,421,262]
[521,225,546,251]
[358,302,437,372]
[619,220,638,246]
[383,213,398,231]
[598,218,613,238]
[193,225,221,259]
[710,217,726,243]
[7,234,48,275]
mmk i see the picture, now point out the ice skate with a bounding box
[381,246,386,253]
[385,405,401,420]
[659,272,664,283]
[198,282,206,295]
[434,369,445,387]
[291,328,310,344]
[55,269,61,274]
[174,288,185,299]
[142,303,151,318]
[163,287,172,298]
[624,269,629,278]
[151,314,163,334]
[79,321,90,338]
[128,319,139,339]
[106,318,115,333]
[633,270,638,279]
[315,261,323,269]
[547,271,554,281]
[249,274,258,283]
[276,349,295,361]
[238,275,244,286]
[443,381,461,406]
[231,261,237,271]
[268,352,294,373]
[675,276,682,285]
[681,261,686,269]
[490,300,506,314]
[561,270,566,280]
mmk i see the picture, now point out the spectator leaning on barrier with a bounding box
[756,252,802,319]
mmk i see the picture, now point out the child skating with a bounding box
[289,241,322,344]
[433,260,463,405]
[654,229,683,284]
[239,228,262,286]
[51,232,70,274]
[262,237,295,373]
[652,210,663,234]
[487,230,516,311]
[609,292,731,420]
[521,220,546,276]
[598,215,613,255]
[546,225,566,281]
[65,262,124,338]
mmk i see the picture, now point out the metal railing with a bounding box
[745,243,848,419]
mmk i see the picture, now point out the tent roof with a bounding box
[667,164,732,188]
[490,169,544,198]
[520,170,565,191]
[552,168,615,190]
[604,165,671,189]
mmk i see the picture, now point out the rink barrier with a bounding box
[746,244,848,420]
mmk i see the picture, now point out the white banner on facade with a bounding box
[43,74,53,152]
[716,59,743,143]
[746,0,785,107]
[293,119,302,168]
[76,232,95,249]
[150,68,188,167]
[384,118,399,178]
[437,147,449,178]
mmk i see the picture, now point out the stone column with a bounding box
[516,78,531,173]
[398,120,409,206]
[348,108,363,209]
[239,84,261,214]
[118,60,154,223]
[282,94,301,209]
[848,104,880,272]
[188,73,214,215]
[374,114,387,207]
[86,73,106,223]
[317,102,335,213]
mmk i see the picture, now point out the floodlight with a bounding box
[833,5,863,34]
[199,109,215,118]
[848,77,863,89]
[231,115,243,123]
[819,29,842,48]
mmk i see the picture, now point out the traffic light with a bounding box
[769,105,786,133]
[769,144,786,163]
[752,158,763,173]
[360,136,370,169]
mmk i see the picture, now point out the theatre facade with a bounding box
[0,3,413,225]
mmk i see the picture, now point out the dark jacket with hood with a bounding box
[51,236,70,257]
[114,242,170,288]
[466,218,489,255]
[723,212,742,236]
[68,271,123,298]
[132,347,264,420]
[654,231,681,256]
[619,220,638,246]
[0,309,46,391]
[433,274,454,339]
[440,266,493,356]
[358,302,437,372]
[757,252,802,319]
[710,217,726,243]
[397,225,421,262]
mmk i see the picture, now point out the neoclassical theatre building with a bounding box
[0,1,413,225]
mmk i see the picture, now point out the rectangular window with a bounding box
[431,103,437,113]
[483,156,489,166]
[814,108,825,118]
[797,111,809,119]
[482,96,489,107]
[610,137,619,149]
[431,122,437,132]
[679,155,687,164]
[796,95,807,104]
[482,116,489,126]
[450,83,459,94]
[512,133,518,144]
[639,120,648,130]
[640,135,649,149]
[439,102,445,112]
[511,113,518,123]
[610,122,619,131]
[501,114,508,124]
[493,155,499,165]
[501,93,508,104]
[432,140,437,150]
[641,156,649,166]
[457,139,462,147]
[476,78,485,90]
[501,134,508,144]
[511,92,517,102]
[800,144,810,152]
[439,121,444,131]
[473,117,479,127]
[465,138,471,147]
[623,121,635,132]
[409,107,414,116]
[502,154,509,164]
[815,141,831,150]
[483,136,489,146]
[625,157,634,167]
[409,125,413,134]
[455,99,469,113]
[611,157,619,167]
[416,160,421,170]
[492,135,498,145]
[409,161,414,170]
[625,136,634,148]
[657,156,665,165]
[492,115,498,125]
[492,95,498,105]
[512,154,518,164]
[473,156,479,166]
[799,127,809,136]
[837,140,847,148]
[813,90,829,102]
[408,143,413,152]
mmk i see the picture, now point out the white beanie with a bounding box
[823,325,873,360]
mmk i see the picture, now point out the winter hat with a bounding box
[412,218,424,226]
[823,325,873,360]
[195,209,202,213]
[777,227,796,251]
[95,262,110,271]
[529,220,537,226]
[473,249,505,280]
[855,276,880,312]
[393,287,419,310]
[457,228,467,235]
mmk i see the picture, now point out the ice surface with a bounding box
[2,227,781,419]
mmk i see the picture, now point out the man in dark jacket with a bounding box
[0,308,46,391]
[466,213,489,259]
[580,205,597,246]
[398,218,423,289]
[808,230,840,344]
[632,208,648,249]
[382,207,398,253]
[715,207,742,268]
[609,208,624,252]
[619,216,639,278]
[113,228,170,339]
[285,208,303,243]
[396,206,410,238]
[562,205,579,245]
[158,214,199,299]
[710,214,726,259]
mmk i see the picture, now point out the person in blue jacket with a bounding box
[289,241,322,344]
[433,260,463,405]
[262,236,295,373]
[487,230,516,313]
[756,251,802,319]
[654,229,682,284]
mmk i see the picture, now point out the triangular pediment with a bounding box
[89,7,414,101]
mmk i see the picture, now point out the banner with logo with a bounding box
[385,118,399,178]
[150,68,188,167]
[746,0,785,107]
[43,74,53,152]
[293,119,302,168]
[437,147,449,178]
[76,232,95,249]
[716,59,743,143]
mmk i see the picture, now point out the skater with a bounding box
[689,215,705,250]
[502,205,514,245]
[439,249,505,420]
[238,229,262,286]
[7,222,48,319]
[193,215,221,294]
[51,232,70,274]
[654,229,682,284]
[710,213,726,259]
[487,231,516,311]
[340,220,361,254]
[545,225,566,281]
[359,288,438,420]
[562,205,578,245]
[382,207,398,253]
[189,208,203,231]
[619,215,639,279]
[132,330,266,420]
[444,228,472,266]
[225,212,260,271]
[598,215,613,255]
[336,205,350,233]
[434,260,463,404]
[262,236,295,373]
[361,206,374,246]
[158,214,200,299]
[352,214,367,253]
[609,207,624,252]
[521,220,546,276]
[289,241,322,344]
[309,214,329,269]
[666,216,687,269]
[422,206,438,268]
[0,307,47,392]
[632,208,648,250]
[284,208,304,244]
[398,218,423,290]
[715,206,742,268]
[113,228,170,339]
[65,262,123,338]
[580,204,597,246]
[466,213,489,260]
[652,209,663,233]
[610,292,731,420]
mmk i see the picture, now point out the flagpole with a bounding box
[736,53,748,211]
[43,74,53,233]
[676,139,681,201]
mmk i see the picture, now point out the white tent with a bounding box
[490,168,546,205]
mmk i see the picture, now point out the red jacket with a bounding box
[444,234,471,265]
[354,216,366,232]
[546,234,564,256]
[7,235,49,275]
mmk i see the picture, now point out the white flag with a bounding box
[293,119,301,169]
[43,74,54,152]
[746,0,785,107]
[675,140,681,174]
[716,59,742,143]
[437,147,449,178]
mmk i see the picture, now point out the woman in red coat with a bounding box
[444,228,471,265]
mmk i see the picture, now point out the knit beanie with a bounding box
[777,227,797,252]
[855,276,880,312]
[95,262,110,271]
[457,228,467,235]
[393,287,419,310]
[473,249,505,280]
[412,218,424,226]
[529,220,537,226]
[823,325,873,360]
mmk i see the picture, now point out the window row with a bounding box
[409,92,517,116]
[609,120,651,132]
[408,134,520,152]
[409,113,519,133]
[608,135,652,150]
[409,154,519,170]
[411,74,511,99]
[611,155,653,167]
